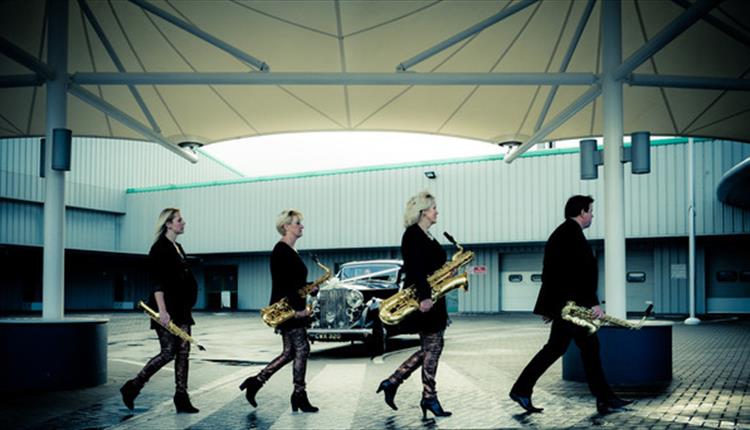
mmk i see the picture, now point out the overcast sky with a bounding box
[202,131,508,177]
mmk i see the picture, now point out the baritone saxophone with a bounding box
[561,301,654,335]
[260,254,332,328]
[379,232,474,325]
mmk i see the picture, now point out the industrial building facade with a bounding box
[1,137,749,316]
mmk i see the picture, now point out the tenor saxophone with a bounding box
[561,301,654,335]
[379,232,474,326]
[138,301,206,351]
[260,255,332,328]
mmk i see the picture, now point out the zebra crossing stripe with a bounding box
[108,366,260,430]
[270,363,366,430]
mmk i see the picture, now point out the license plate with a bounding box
[315,333,342,340]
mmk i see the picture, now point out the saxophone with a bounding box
[379,232,474,326]
[138,301,206,351]
[260,255,332,328]
[561,301,654,335]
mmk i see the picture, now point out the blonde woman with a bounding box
[377,191,452,418]
[239,209,319,413]
[120,208,199,413]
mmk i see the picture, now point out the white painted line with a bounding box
[270,363,366,430]
[108,365,261,430]
[108,358,173,372]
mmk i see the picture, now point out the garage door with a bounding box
[626,250,655,313]
[706,243,750,313]
[500,253,543,311]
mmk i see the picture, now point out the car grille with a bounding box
[317,289,352,329]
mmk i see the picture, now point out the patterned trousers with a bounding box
[256,327,310,393]
[388,330,444,399]
[133,323,191,393]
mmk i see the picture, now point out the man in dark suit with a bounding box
[508,195,632,415]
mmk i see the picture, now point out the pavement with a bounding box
[0,312,748,430]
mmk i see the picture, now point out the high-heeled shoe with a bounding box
[119,379,141,410]
[239,376,263,407]
[420,397,452,418]
[173,391,199,414]
[291,390,319,413]
[376,379,399,411]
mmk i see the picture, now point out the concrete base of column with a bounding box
[0,318,108,393]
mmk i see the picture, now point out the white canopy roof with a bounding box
[1,0,749,159]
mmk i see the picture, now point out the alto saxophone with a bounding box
[379,232,474,326]
[138,300,206,351]
[260,255,332,328]
[561,301,654,335]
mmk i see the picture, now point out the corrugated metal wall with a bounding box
[121,139,750,255]
[0,136,241,248]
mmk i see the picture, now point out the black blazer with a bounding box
[401,224,448,333]
[148,235,198,328]
[533,218,599,318]
[270,241,309,330]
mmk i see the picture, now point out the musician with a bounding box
[120,208,199,413]
[377,191,452,418]
[509,195,632,415]
[239,209,319,413]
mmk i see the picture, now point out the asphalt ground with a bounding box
[1,312,748,429]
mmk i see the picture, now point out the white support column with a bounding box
[602,0,627,319]
[42,0,68,320]
[685,137,700,325]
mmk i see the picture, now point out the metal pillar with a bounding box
[42,0,68,320]
[602,0,627,319]
[685,137,701,325]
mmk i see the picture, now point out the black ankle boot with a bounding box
[173,391,199,414]
[420,397,451,418]
[376,379,399,411]
[119,379,141,410]
[239,376,263,407]
[290,390,319,413]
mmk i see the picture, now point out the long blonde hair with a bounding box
[403,191,435,228]
[154,208,180,243]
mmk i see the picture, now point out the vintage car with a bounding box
[307,259,415,355]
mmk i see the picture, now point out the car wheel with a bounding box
[368,321,387,356]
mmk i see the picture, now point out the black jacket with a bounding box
[270,241,310,331]
[401,223,448,333]
[533,218,599,318]
[148,235,198,329]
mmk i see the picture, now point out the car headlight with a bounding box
[346,290,364,308]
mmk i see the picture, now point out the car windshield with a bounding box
[338,264,400,283]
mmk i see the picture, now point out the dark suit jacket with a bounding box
[148,235,198,328]
[270,241,309,330]
[533,218,599,318]
[401,223,448,333]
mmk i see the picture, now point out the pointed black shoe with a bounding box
[420,397,452,418]
[608,396,633,409]
[376,379,399,411]
[119,379,140,411]
[509,391,543,413]
[239,376,263,407]
[174,392,199,414]
[291,391,319,413]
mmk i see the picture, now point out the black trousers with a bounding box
[512,318,613,400]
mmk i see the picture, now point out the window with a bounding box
[716,271,738,282]
[740,271,750,283]
[508,274,523,282]
[530,274,542,282]
[627,272,646,283]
